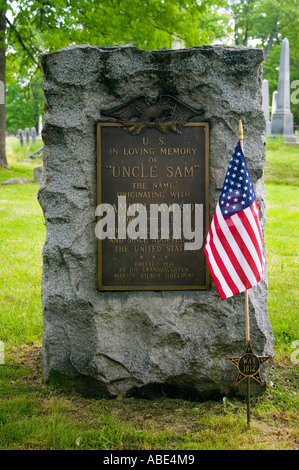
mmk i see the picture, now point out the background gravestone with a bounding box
[38,45,274,399]
[271,91,278,121]
[271,38,296,142]
[31,127,37,144]
[25,127,30,143]
[38,114,43,138]
[262,79,271,135]
[34,166,43,183]
[18,129,23,146]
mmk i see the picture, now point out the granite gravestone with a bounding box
[38,45,274,399]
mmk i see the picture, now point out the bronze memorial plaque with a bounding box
[97,122,209,290]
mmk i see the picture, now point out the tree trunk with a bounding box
[0,1,8,167]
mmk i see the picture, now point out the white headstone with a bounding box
[262,79,271,135]
[38,115,43,137]
[271,91,278,120]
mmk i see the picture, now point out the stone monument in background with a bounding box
[38,45,274,399]
[262,79,271,135]
[271,38,296,142]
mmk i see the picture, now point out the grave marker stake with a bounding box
[225,120,273,428]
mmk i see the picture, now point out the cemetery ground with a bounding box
[0,137,298,451]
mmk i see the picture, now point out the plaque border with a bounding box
[97,122,209,291]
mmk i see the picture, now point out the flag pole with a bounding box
[238,120,250,343]
[238,119,251,427]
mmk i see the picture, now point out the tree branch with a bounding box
[5,15,41,69]
[148,19,185,41]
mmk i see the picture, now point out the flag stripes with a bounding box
[204,202,265,299]
[214,207,252,289]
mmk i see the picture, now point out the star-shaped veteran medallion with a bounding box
[225,341,273,386]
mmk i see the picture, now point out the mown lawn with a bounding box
[0,136,298,450]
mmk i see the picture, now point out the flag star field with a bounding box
[219,141,255,219]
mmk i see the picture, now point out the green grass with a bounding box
[0,184,45,344]
[0,137,298,450]
[0,137,45,345]
[264,140,299,355]
[0,136,43,182]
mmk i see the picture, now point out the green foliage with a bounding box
[2,0,230,131]
[230,0,299,52]
[7,0,230,59]
[230,0,299,123]
[2,1,299,128]
[65,0,229,50]
[6,76,43,133]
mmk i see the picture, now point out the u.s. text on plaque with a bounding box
[97,119,209,291]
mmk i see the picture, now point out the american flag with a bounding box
[204,141,266,300]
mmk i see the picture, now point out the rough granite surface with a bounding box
[38,45,274,399]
